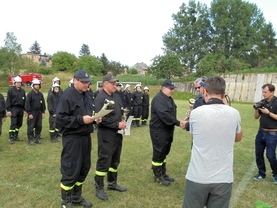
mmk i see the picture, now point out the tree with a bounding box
[18,56,39,73]
[40,58,47,66]
[29,41,41,54]
[76,55,103,76]
[108,60,124,76]
[4,32,22,54]
[163,0,212,72]
[149,53,184,79]
[162,0,275,73]
[1,32,22,74]
[210,0,266,60]
[79,44,90,56]
[256,23,277,60]
[99,53,110,75]
[51,51,78,71]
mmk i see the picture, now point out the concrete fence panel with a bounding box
[176,73,277,103]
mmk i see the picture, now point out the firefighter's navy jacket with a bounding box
[94,90,123,131]
[25,90,46,115]
[56,87,94,136]
[6,87,26,111]
[150,90,180,130]
[142,93,150,107]
[131,91,143,106]
[47,91,60,115]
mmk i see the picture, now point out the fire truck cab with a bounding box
[9,73,43,86]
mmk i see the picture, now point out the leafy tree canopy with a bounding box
[4,32,22,54]
[51,51,78,72]
[162,0,277,74]
[76,55,103,76]
[149,53,184,79]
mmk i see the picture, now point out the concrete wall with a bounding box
[176,73,277,102]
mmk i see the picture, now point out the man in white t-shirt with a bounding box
[182,76,243,208]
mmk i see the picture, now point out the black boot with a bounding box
[50,133,59,143]
[55,130,62,138]
[132,121,137,127]
[28,135,35,146]
[107,172,127,192]
[54,132,61,142]
[9,132,15,144]
[162,163,175,182]
[61,189,72,208]
[14,131,23,141]
[94,175,108,200]
[72,185,92,208]
[152,165,170,186]
[34,135,42,144]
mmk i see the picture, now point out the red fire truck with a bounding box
[8,73,43,86]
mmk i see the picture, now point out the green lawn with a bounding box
[0,91,276,207]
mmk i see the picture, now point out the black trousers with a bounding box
[96,129,123,173]
[141,106,149,121]
[132,105,142,119]
[61,135,92,187]
[27,111,42,136]
[49,114,57,132]
[10,107,24,131]
[150,129,174,163]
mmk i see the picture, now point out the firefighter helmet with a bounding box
[13,76,22,84]
[31,78,41,89]
[52,77,60,85]
[68,78,73,87]
[134,83,141,90]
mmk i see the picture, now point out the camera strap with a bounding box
[205,98,224,105]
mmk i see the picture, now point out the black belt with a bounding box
[261,128,277,132]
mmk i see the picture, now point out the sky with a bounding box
[0,0,276,67]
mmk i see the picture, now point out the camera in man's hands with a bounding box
[253,100,265,109]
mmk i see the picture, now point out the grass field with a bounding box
[0,76,276,207]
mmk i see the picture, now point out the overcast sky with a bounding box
[0,0,276,67]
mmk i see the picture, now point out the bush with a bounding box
[38,66,55,75]
[129,68,138,74]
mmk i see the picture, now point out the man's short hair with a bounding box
[262,84,275,92]
[194,77,206,86]
[204,76,226,95]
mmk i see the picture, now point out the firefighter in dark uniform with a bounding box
[94,83,103,99]
[87,82,95,101]
[141,86,150,126]
[6,76,26,144]
[115,82,124,105]
[131,84,143,127]
[94,74,127,201]
[123,84,131,109]
[123,84,132,120]
[48,77,63,96]
[150,79,185,186]
[47,83,61,143]
[25,79,46,145]
[56,69,98,208]
[0,93,7,151]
